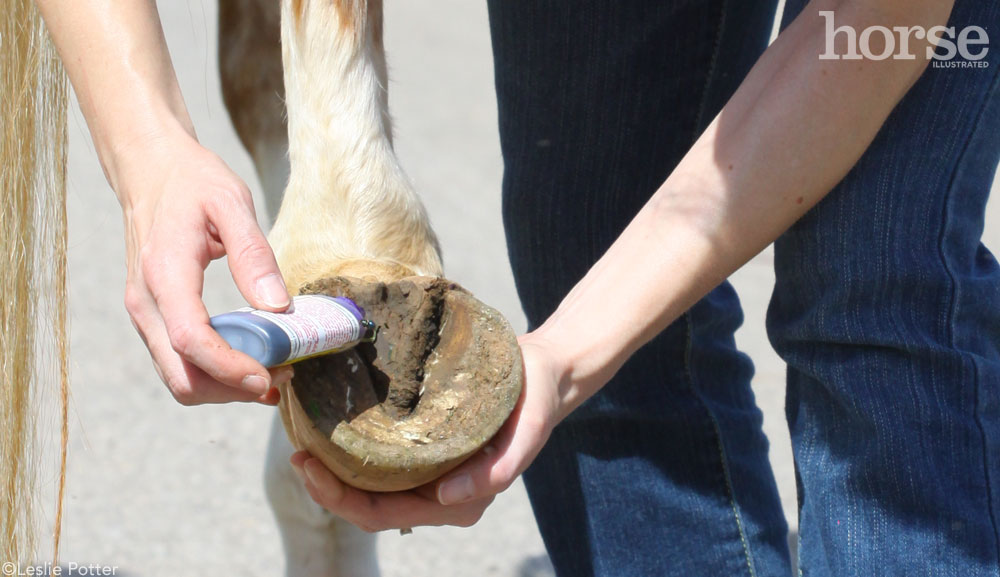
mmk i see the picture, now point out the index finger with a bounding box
[142,232,272,395]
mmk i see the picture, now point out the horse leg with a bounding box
[219,2,380,576]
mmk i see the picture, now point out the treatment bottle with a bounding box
[210,295,376,367]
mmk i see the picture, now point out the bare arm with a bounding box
[534,0,954,417]
[289,0,956,528]
[34,1,192,184]
[36,0,293,404]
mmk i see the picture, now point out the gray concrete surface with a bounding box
[51,1,999,576]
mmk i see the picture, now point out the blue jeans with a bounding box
[486,1,1000,575]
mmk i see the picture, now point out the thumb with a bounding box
[435,407,551,506]
[213,199,290,312]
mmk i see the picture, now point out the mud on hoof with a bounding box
[277,275,523,492]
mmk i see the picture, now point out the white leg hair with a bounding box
[254,137,379,577]
[218,1,384,574]
[265,412,380,577]
[269,0,442,292]
[223,0,444,574]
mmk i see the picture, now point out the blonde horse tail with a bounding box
[1,0,70,565]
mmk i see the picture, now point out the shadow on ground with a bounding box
[512,529,799,577]
[788,529,799,574]
[518,554,555,577]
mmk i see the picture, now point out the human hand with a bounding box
[113,127,293,405]
[288,332,570,531]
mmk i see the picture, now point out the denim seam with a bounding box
[686,3,759,572]
[797,531,804,577]
[972,356,1000,577]
[709,405,760,577]
[682,310,759,577]
[692,0,727,137]
[935,64,1000,573]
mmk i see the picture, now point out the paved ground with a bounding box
[51,1,999,576]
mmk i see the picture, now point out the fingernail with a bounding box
[256,273,290,309]
[304,461,321,486]
[242,374,269,395]
[291,461,305,480]
[438,473,474,505]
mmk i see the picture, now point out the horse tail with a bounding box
[1,0,70,564]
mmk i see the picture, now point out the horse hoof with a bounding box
[277,275,523,492]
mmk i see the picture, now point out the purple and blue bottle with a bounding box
[210,295,376,367]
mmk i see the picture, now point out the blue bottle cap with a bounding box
[210,311,292,367]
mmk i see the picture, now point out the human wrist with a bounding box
[528,312,627,419]
[101,112,198,208]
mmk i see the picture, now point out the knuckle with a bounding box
[457,508,487,528]
[139,246,161,284]
[236,183,254,205]
[167,323,198,357]
[138,242,155,262]
[227,181,253,202]
[123,285,145,319]
[231,237,272,266]
[168,383,198,407]
[208,182,253,214]
[492,463,518,491]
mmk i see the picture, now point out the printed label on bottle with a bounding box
[250,295,362,362]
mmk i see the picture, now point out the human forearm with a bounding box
[35,0,291,404]
[35,0,194,196]
[535,0,955,416]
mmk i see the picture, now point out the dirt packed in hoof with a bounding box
[295,276,463,422]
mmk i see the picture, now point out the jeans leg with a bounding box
[768,2,1000,575]
[487,1,788,575]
